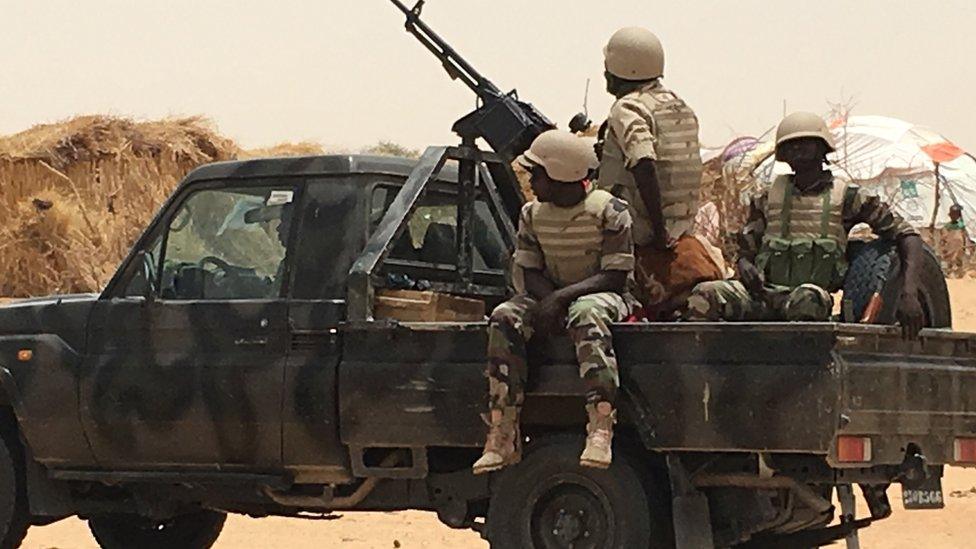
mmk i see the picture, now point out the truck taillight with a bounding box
[954,438,976,463]
[837,436,872,463]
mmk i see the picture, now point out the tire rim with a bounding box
[527,473,614,549]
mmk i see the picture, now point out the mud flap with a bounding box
[666,454,715,549]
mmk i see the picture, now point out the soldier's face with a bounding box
[530,167,555,202]
[778,137,827,171]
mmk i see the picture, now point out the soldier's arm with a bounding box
[610,99,667,247]
[549,198,634,305]
[523,269,556,301]
[631,159,667,248]
[736,192,768,263]
[842,185,917,241]
[844,185,925,337]
[512,203,556,300]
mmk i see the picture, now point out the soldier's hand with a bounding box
[650,234,673,252]
[737,258,764,297]
[528,295,567,336]
[897,290,925,340]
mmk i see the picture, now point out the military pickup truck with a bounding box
[0,150,972,549]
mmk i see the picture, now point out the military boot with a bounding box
[472,407,521,475]
[580,401,615,469]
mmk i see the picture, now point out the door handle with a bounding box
[234,337,269,347]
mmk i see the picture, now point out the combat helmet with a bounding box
[775,112,837,160]
[516,130,597,183]
[604,27,665,81]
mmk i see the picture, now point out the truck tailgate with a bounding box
[834,325,976,465]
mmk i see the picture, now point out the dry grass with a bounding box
[239,141,324,159]
[0,115,324,297]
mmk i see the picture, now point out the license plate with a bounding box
[902,476,945,510]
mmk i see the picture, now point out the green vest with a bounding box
[756,176,848,290]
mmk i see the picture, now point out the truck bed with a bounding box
[338,322,976,466]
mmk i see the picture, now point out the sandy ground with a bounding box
[21,278,976,548]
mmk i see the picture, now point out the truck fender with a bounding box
[0,367,26,423]
[0,368,74,518]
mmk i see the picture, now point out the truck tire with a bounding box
[486,436,661,548]
[0,434,28,549]
[88,510,226,549]
[842,239,951,328]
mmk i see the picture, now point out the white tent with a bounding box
[744,115,976,239]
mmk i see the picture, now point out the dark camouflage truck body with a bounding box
[2,154,975,547]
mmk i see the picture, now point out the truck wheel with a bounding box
[486,436,660,548]
[88,510,226,549]
[0,434,28,549]
[842,239,951,328]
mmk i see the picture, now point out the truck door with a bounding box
[80,181,298,470]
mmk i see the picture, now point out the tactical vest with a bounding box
[530,189,615,288]
[757,176,848,290]
[597,83,702,244]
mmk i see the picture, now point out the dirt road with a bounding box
[21,278,976,548]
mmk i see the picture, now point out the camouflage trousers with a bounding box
[486,292,629,410]
[684,280,833,322]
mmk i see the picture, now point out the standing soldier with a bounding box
[596,27,723,319]
[472,130,635,474]
[685,112,926,338]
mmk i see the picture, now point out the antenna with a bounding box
[583,78,590,119]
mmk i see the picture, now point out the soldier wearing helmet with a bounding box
[685,112,926,338]
[596,27,723,320]
[473,130,636,474]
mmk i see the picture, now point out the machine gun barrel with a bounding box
[390,0,503,102]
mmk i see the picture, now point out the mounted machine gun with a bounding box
[349,0,568,315]
[389,0,558,218]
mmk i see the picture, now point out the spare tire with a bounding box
[842,239,951,328]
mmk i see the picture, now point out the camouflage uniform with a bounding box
[686,280,833,321]
[596,81,721,313]
[686,175,918,321]
[597,80,702,245]
[487,292,629,406]
[486,188,634,407]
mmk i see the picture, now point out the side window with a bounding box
[158,186,296,300]
[370,184,507,271]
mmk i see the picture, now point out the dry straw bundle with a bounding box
[0,115,323,297]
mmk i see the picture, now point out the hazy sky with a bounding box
[2,1,974,153]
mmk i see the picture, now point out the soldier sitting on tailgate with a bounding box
[472,130,636,474]
[684,112,927,338]
[596,27,724,320]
